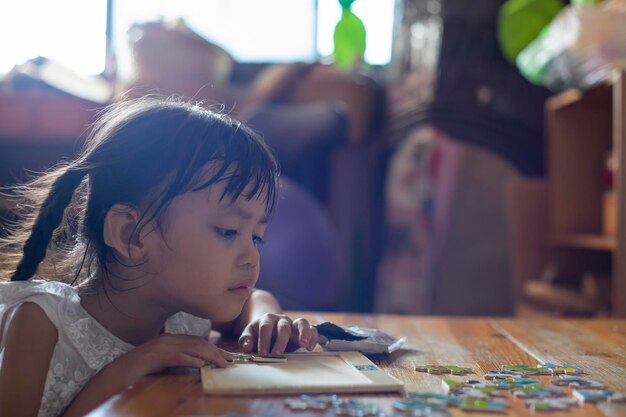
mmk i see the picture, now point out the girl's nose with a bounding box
[238,239,260,269]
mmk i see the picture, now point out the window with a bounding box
[0,0,107,74]
[1,0,394,76]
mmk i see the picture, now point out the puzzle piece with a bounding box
[388,411,450,417]
[538,362,584,375]
[442,380,508,398]
[484,371,520,380]
[404,392,463,407]
[525,398,578,412]
[393,398,447,412]
[415,365,474,375]
[512,384,567,399]
[227,353,287,364]
[572,388,626,404]
[354,364,378,371]
[550,376,604,388]
[459,398,507,413]
[334,399,379,416]
[492,376,541,389]
[501,364,553,376]
[284,394,342,411]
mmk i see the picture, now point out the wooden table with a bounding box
[87,313,626,417]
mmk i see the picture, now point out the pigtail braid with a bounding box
[11,167,87,281]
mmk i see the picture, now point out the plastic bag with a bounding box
[516,0,626,91]
[314,322,406,354]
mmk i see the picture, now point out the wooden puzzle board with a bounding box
[201,351,404,395]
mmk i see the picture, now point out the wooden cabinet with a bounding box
[545,68,626,317]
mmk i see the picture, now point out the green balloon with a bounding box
[497,0,564,63]
[333,8,366,71]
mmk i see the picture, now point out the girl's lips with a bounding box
[229,285,252,297]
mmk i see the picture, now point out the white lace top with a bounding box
[0,280,212,417]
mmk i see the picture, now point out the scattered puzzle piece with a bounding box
[525,398,578,412]
[550,376,604,388]
[393,398,447,412]
[388,411,450,417]
[538,363,584,375]
[442,380,508,398]
[501,364,553,376]
[572,388,625,404]
[512,384,567,399]
[415,365,474,375]
[492,376,541,389]
[284,394,342,411]
[334,400,379,416]
[354,364,378,372]
[459,398,507,413]
[485,371,520,380]
[405,392,463,407]
[227,353,287,364]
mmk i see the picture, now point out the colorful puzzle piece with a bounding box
[354,364,378,372]
[227,353,287,363]
[485,371,520,380]
[551,375,604,388]
[572,388,626,404]
[415,365,474,375]
[334,399,380,416]
[492,376,541,389]
[405,392,463,406]
[512,384,567,399]
[284,394,343,411]
[525,397,578,412]
[388,411,450,417]
[393,398,447,412]
[501,364,553,376]
[459,398,507,413]
[538,362,584,375]
[442,380,508,398]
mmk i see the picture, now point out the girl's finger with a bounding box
[176,340,229,368]
[257,316,278,355]
[307,326,320,351]
[238,325,258,353]
[293,318,312,346]
[164,352,207,369]
[271,317,293,355]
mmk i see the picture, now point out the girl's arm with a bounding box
[0,303,232,417]
[214,289,282,336]
[213,289,319,355]
[0,302,58,417]
[62,333,231,417]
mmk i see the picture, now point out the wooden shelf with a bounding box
[545,67,626,317]
[546,82,612,112]
[549,233,616,251]
[523,280,605,316]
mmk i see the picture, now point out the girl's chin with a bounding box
[207,304,245,323]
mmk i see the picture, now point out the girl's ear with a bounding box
[103,204,146,260]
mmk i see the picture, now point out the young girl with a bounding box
[0,98,319,417]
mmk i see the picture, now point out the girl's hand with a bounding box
[238,314,319,355]
[113,333,231,384]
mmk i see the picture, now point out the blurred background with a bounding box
[1,0,625,317]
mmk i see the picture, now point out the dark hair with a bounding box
[0,97,279,283]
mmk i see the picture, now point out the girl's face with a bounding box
[144,178,269,322]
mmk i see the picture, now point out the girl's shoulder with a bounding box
[0,280,133,369]
[0,279,79,302]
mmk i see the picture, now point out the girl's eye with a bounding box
[253,235,265,247]
[215,227,237,239]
